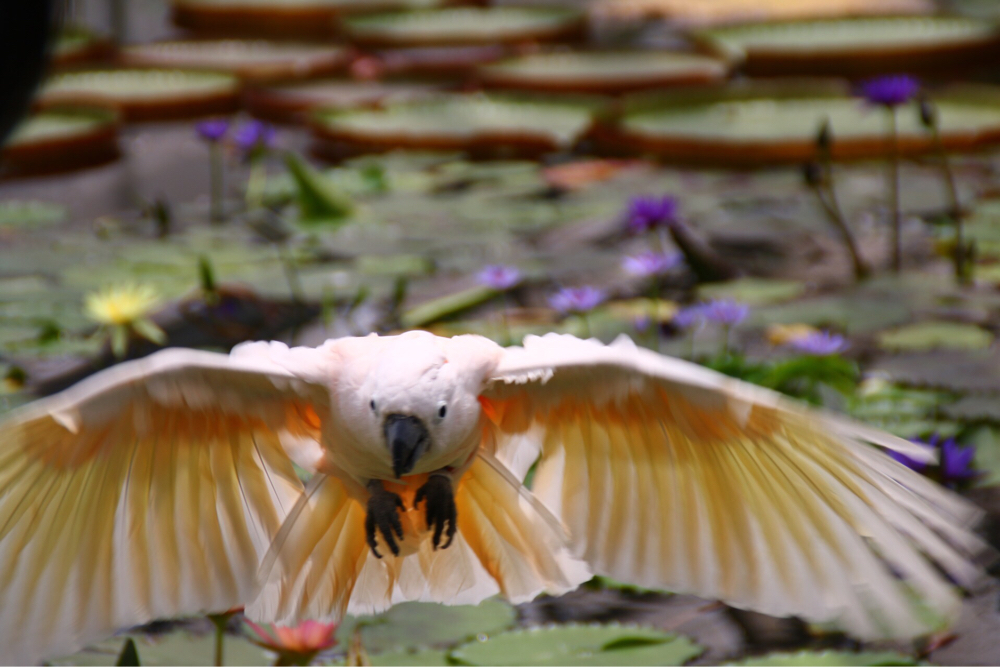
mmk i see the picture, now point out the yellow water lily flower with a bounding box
[84,283,167,358]
[85,283,161,326]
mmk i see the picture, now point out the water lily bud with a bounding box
[919,97,937,130]
[816,119,832,152]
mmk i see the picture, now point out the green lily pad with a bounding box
[479,51,728,95]
[337,600,517,654]
[449,623,703,666]
[967,426,1000,487]
[313,95,596,153]
[729,649,917,666]
[369,648,451,665]
[697,277,805,306]
[877,321,993,352]
[849,384,960,440]
[749,294,911,334]
[0,200,67,230]
[402,285,499,328]
[50,630,271,666]
[616,87,1000,164]
[343,7,584,47]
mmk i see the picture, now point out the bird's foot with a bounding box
[365,480,404,558]
[414,474,456,550]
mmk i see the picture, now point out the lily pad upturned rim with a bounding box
[171,0,476,39]
[692,16,1000,77]
[37,68,242,122]
[310,93,599,157]
[1,107,121,178]
[606,81,1000,166]
[342,7,587,48]
[478,50,731,95]
[244,79,445,124]
[53,25,115,70]
[120,40,352,83]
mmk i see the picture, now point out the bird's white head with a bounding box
[336,331,501,478]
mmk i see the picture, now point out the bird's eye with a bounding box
[370,399,377,412]
[438,404,447,419]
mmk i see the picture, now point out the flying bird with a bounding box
[0,331,987,664]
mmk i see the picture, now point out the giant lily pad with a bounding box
[39,69,240,121]
[343,7,586,48]
[121,40,349,83]
[246,80,442,124]
[0,200,67,230]
[449,623,704,666]
[613,84,1000,165]
[2,108,120,176]
[697,277,805,305]
[312,94,595,157]
[172,0,466,39]
[877,321,994,352]
[730,649,917,665]
[337,600,517,653]
[479,51,729,95]
[49,630,271,666]
[694,16,1000,77]
[53,25,113,69]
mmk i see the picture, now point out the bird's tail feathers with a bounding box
[247,454,589,625]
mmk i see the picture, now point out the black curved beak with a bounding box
[384,414,430,478]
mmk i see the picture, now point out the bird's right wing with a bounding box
[482,333,989,640]
[0,344,334,665]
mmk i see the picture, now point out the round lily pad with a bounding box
[2,108,120,177]
[38,69,241,122]
[697,277,805,306]
[694,16,1000,77]
[311,94,595,158]
[343,7,586,48]
[171,0,473,39]
[0,200,67,230]
[613,85,1000,165]
[877,321,994,352]
[121,40,350,83]
[52,25,114,70]
[449,623,704,666]
[479,51,729,95]
[730,649,917,665]
[245,80,442,124]
[337,600,517,653]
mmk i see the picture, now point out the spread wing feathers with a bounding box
[482,333,988,640]
[249,453,589,625]
[0,346,333,665]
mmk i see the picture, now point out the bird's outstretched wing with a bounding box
[0,344,333,665]
[482,333,988,640]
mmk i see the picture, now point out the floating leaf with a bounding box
[968,426,1000,487]
[877,321,993,352]
[337,600,517,655]
[285,152,355,223]
[402,285,499,328]
[729,649,918,665]
[368,648,451,666]
[697,277,805,306]
[0,200,67,230]
[50,631,270,666]
[449,623,703,666]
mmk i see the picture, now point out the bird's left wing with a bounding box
[481,333,988,640]
[0,344,333,665]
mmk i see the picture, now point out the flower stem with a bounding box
[210,143,225,223]
[578,313,591,339]
[887,107,902,273]
[810,183,868,280]
[246,156,266,211]
[931,124,968,284]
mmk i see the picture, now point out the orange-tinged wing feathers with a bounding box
[484,333,988,640]
[0,347,333,665]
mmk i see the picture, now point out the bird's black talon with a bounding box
[365,481,405,558]
[414,474,457,550]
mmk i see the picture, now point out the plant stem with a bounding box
[887,107,902,273]
[811,184,869,280]
[246,156,266,211]
[210,143,225,223]
[932,125,967,284]
[278,244,304,304]
[578,313,591,339]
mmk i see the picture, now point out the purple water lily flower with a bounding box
[233,119,276,154]
[477,264,521,290]
[622,251,682,278]
[699,299,749,326]
[890,434,979,488]
[787,331,848,356]
[672,304,706,329]
[549,286,605,314]
[196,118,230,143]
[858,74,920,107]
[626,195,679,234]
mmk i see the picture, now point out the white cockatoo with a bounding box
[0,331,988,664]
